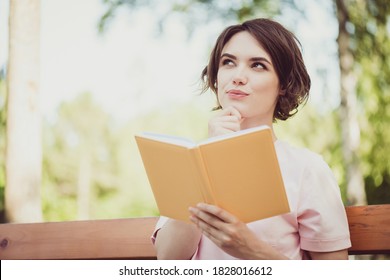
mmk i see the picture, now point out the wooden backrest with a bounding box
[1,204,389,259]
[346,204,390,255]
[0,217,158,259]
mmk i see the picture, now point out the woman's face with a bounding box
[217,31,281,127]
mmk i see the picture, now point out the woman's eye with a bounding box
[252,62,266,69]
[221,59,234,66]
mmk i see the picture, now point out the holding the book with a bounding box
[143,18,351,260]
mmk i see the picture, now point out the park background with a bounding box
[0,0,389,223]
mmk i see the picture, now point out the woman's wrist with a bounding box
[250,240,289,260]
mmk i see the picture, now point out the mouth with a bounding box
[227,89,249,99]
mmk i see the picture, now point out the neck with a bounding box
[240,117,277,142]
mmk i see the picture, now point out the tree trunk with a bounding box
[335,0,366,205]
[77,149,91,220]
[5,0,42,222]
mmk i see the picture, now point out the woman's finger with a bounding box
[189,208,228,243]
[189,204,237,227]
[221,106,242,119]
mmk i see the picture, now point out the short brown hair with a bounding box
[201,18,311,121]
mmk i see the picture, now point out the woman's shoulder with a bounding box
[275,139,323,163]
[275,140,339,193]
[275,139,333,175]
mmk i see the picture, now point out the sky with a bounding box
[0,0,340,123]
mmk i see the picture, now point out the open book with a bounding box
[135,125,290,223]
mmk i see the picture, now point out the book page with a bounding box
[199,125,270,145]
[138,132,197,148]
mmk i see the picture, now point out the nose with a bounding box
[232,67,248,85]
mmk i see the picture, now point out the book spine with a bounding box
[190,148,216,205]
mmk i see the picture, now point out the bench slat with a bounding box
[0,217,158,259]
[346,204,390,255]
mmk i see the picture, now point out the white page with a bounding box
[137,125,270,148]
[199,125,270,145]
[137,132,197,148]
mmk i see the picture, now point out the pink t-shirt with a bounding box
[152,140,351,259]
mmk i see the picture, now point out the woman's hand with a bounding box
[208,106,243,137]
[189,203,288,260]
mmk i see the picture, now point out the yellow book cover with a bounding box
[135,125,290,223]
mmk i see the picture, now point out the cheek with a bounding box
[253,77,280,95]
[216,69,230,88]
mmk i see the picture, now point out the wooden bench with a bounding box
[0,204,389,259]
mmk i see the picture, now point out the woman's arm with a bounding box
[154,219,202,260]
[309,250,349,260]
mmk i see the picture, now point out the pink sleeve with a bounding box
[151,216,169,245]
[297,156,351,252]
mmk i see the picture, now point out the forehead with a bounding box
[221,31,271,60]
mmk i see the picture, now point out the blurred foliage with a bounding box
[98,0,281,34]
[41,92,211,221]
[347,0,390,191]
[42,92,116,221]
[276,0,390,202]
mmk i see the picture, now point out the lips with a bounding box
[227,89,249,98]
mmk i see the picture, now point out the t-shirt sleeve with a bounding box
[297,154,351,252]
[151,216,169,245]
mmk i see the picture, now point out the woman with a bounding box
[152,18,351,260]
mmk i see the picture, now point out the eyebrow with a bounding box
[220,53,272,65]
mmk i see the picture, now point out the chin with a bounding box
[222,103,247,114]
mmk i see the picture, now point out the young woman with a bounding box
[152,18,351,260]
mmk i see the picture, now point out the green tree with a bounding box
[42,92,117,221]
[344,0,390,203]
[42,92,211,221]
[335,0,366,205]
